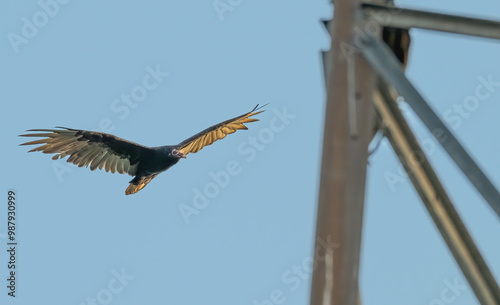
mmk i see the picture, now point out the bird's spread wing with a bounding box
[20,127,149,175]
[177,104,266,155]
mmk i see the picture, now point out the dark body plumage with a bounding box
[20,104,266,195]
[126,146,182,195]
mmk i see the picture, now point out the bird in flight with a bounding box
[20,104,266,195]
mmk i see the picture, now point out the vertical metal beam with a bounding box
[374,82,500,305]
[310,1,375,304]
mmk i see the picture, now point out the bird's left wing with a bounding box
[177,104,266,156]
[19,127,150,175]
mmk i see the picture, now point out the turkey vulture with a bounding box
[20,104,266,195]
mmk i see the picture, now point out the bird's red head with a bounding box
[171,149,186,159]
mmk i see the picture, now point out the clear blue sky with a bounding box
[1,0,499,304]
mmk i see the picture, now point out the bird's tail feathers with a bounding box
[125,174,158,195]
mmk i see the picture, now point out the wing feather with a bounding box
[117,159,126,174]
[98,153,112,170]
[103,155,115,173]
[80,148,103,168]
[177,104,266,156]
[111,156,120,174]
[82,149,103,167]
[45,137,77,154]
[107,156,117,173]
[74,148,95,167]
[122,161,130,174]
[90,151,108,171]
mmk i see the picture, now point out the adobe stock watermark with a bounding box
[441,74,500,130]
[252,236,340,305]
[428,277,467,305]
[178,106,296,224]
[7,0,71,54]
[212,0,243,21]
[50,64,169,182]
[384,74,500,192]
[78,268,135,305]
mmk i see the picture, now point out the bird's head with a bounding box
[170,148,186,159]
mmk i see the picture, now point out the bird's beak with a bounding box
[172,149,187,159]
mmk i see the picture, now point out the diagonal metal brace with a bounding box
[361,35,500,219]
[374,81,500,305]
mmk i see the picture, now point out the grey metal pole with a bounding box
[310,1,375,304]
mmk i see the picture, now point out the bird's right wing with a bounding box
[20,127,149,175]
[176,104,266,156]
